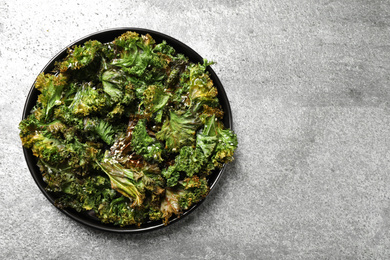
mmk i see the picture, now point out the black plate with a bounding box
[22,28,233,233]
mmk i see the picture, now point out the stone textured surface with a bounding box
[2,0,390,259]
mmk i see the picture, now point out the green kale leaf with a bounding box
[156,110,201,152]
[130,119,163,162]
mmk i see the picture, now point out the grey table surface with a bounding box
[2,0,390,259]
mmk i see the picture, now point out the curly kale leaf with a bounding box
[20,114,70,165]
[212,121,238,168]
[68,82,108,117]
[41,159,146,226]
[153,40,176,56]
[187,61,220,112]
[96,196,147,227]
[130,119,163,162]
[196,114,218,158]
[160,114,238,184]
[34,73,68,121]
[141,85,170,123]
[21,127,70,165]
[113,31,155,51]
[112,31,153,69]
[98,153,165,208]
[112,32,155,72]
[153,41,189,88]
[159,176,209,224]
[19,113,102,172]
[98,158,145,207]
[112,32,167,85]
[156,110,201,152]
[162,146,206,187]
[171,59,224,124]
[39,159,108,200]
[197,115,238,170]
[83,117,120,145]
[57,40,103,72]
[100,68,135,104]
[38,159,80,194]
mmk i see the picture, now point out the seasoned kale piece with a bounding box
[140,84,170,123]
[162,146,206,187]
[130,119,163,162]
[158,176,210,224]
[34,73,68,121]
[156,110,201,153]
[57,40,103,72]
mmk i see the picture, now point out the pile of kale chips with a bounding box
[19,31,238,227]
